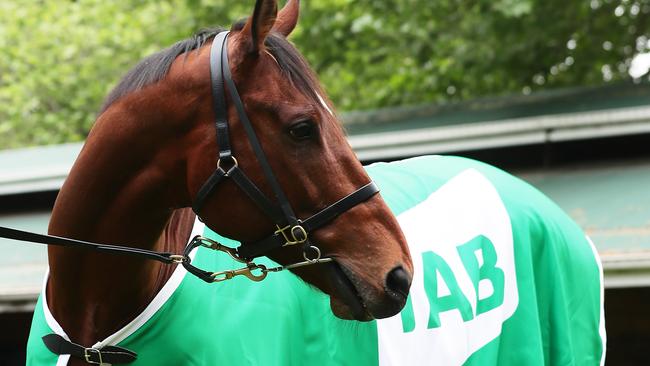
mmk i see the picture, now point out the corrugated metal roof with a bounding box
[0,143,82,195]
[350,105,650,161]
[519,159,650,254]
[344,82,650,133]
[0,211,49,311]
[345,83,650,161]
[517,159,650,288]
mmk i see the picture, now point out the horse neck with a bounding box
[46,97,197,345]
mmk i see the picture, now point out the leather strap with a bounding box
[219,32,299,226]
[228,166,285,224]
[42,333,137,364]
[0,226,177,264]
[210,31,232,160]
[301,182,379,232]
[194,31,293,226]
[181,237,221,282]
[192,168,227,214]
[237,182,379,259]
[237,233,285,260]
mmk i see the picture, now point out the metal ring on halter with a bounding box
[216,156,238,175]
[303,245,322,262]
[291,225,308,243]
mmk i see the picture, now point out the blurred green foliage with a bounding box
[0,1,197,148]
[1,0,649,148]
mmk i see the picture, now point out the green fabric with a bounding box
[26,155,604,365]
[26,296,58,365]
[369,156,603,365]
[457,158,604,366]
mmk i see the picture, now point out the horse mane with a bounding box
[100,23,328,114]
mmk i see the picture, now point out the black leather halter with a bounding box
[191,31,379,262]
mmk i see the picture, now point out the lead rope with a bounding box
[0,226,332,285]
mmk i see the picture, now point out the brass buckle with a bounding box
[84,348,102,365]
[303,245,322,261]
[275,224,308,246]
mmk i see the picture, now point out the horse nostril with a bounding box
[385,266,411,299]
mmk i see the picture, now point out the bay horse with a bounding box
[28,0,413,364]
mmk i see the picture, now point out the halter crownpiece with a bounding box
[187,31,380,281]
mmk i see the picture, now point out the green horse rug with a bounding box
[27,155,605,365]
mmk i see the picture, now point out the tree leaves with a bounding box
[1,0,648,149]
[0,0,196,149]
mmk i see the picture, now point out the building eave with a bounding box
[349,105,650,161]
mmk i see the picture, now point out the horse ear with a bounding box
[272,0,299,37]
[241,0,278,54]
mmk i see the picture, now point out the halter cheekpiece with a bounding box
[185,31,379,282]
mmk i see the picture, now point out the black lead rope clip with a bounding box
[181,235,269,283]
[181,235,334,284]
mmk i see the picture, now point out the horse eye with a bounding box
[288,121,315,140]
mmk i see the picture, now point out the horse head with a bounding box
[178,0,413,320]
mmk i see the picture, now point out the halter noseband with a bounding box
[186,31,379,281]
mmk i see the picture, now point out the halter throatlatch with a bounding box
[187,31,379,282]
